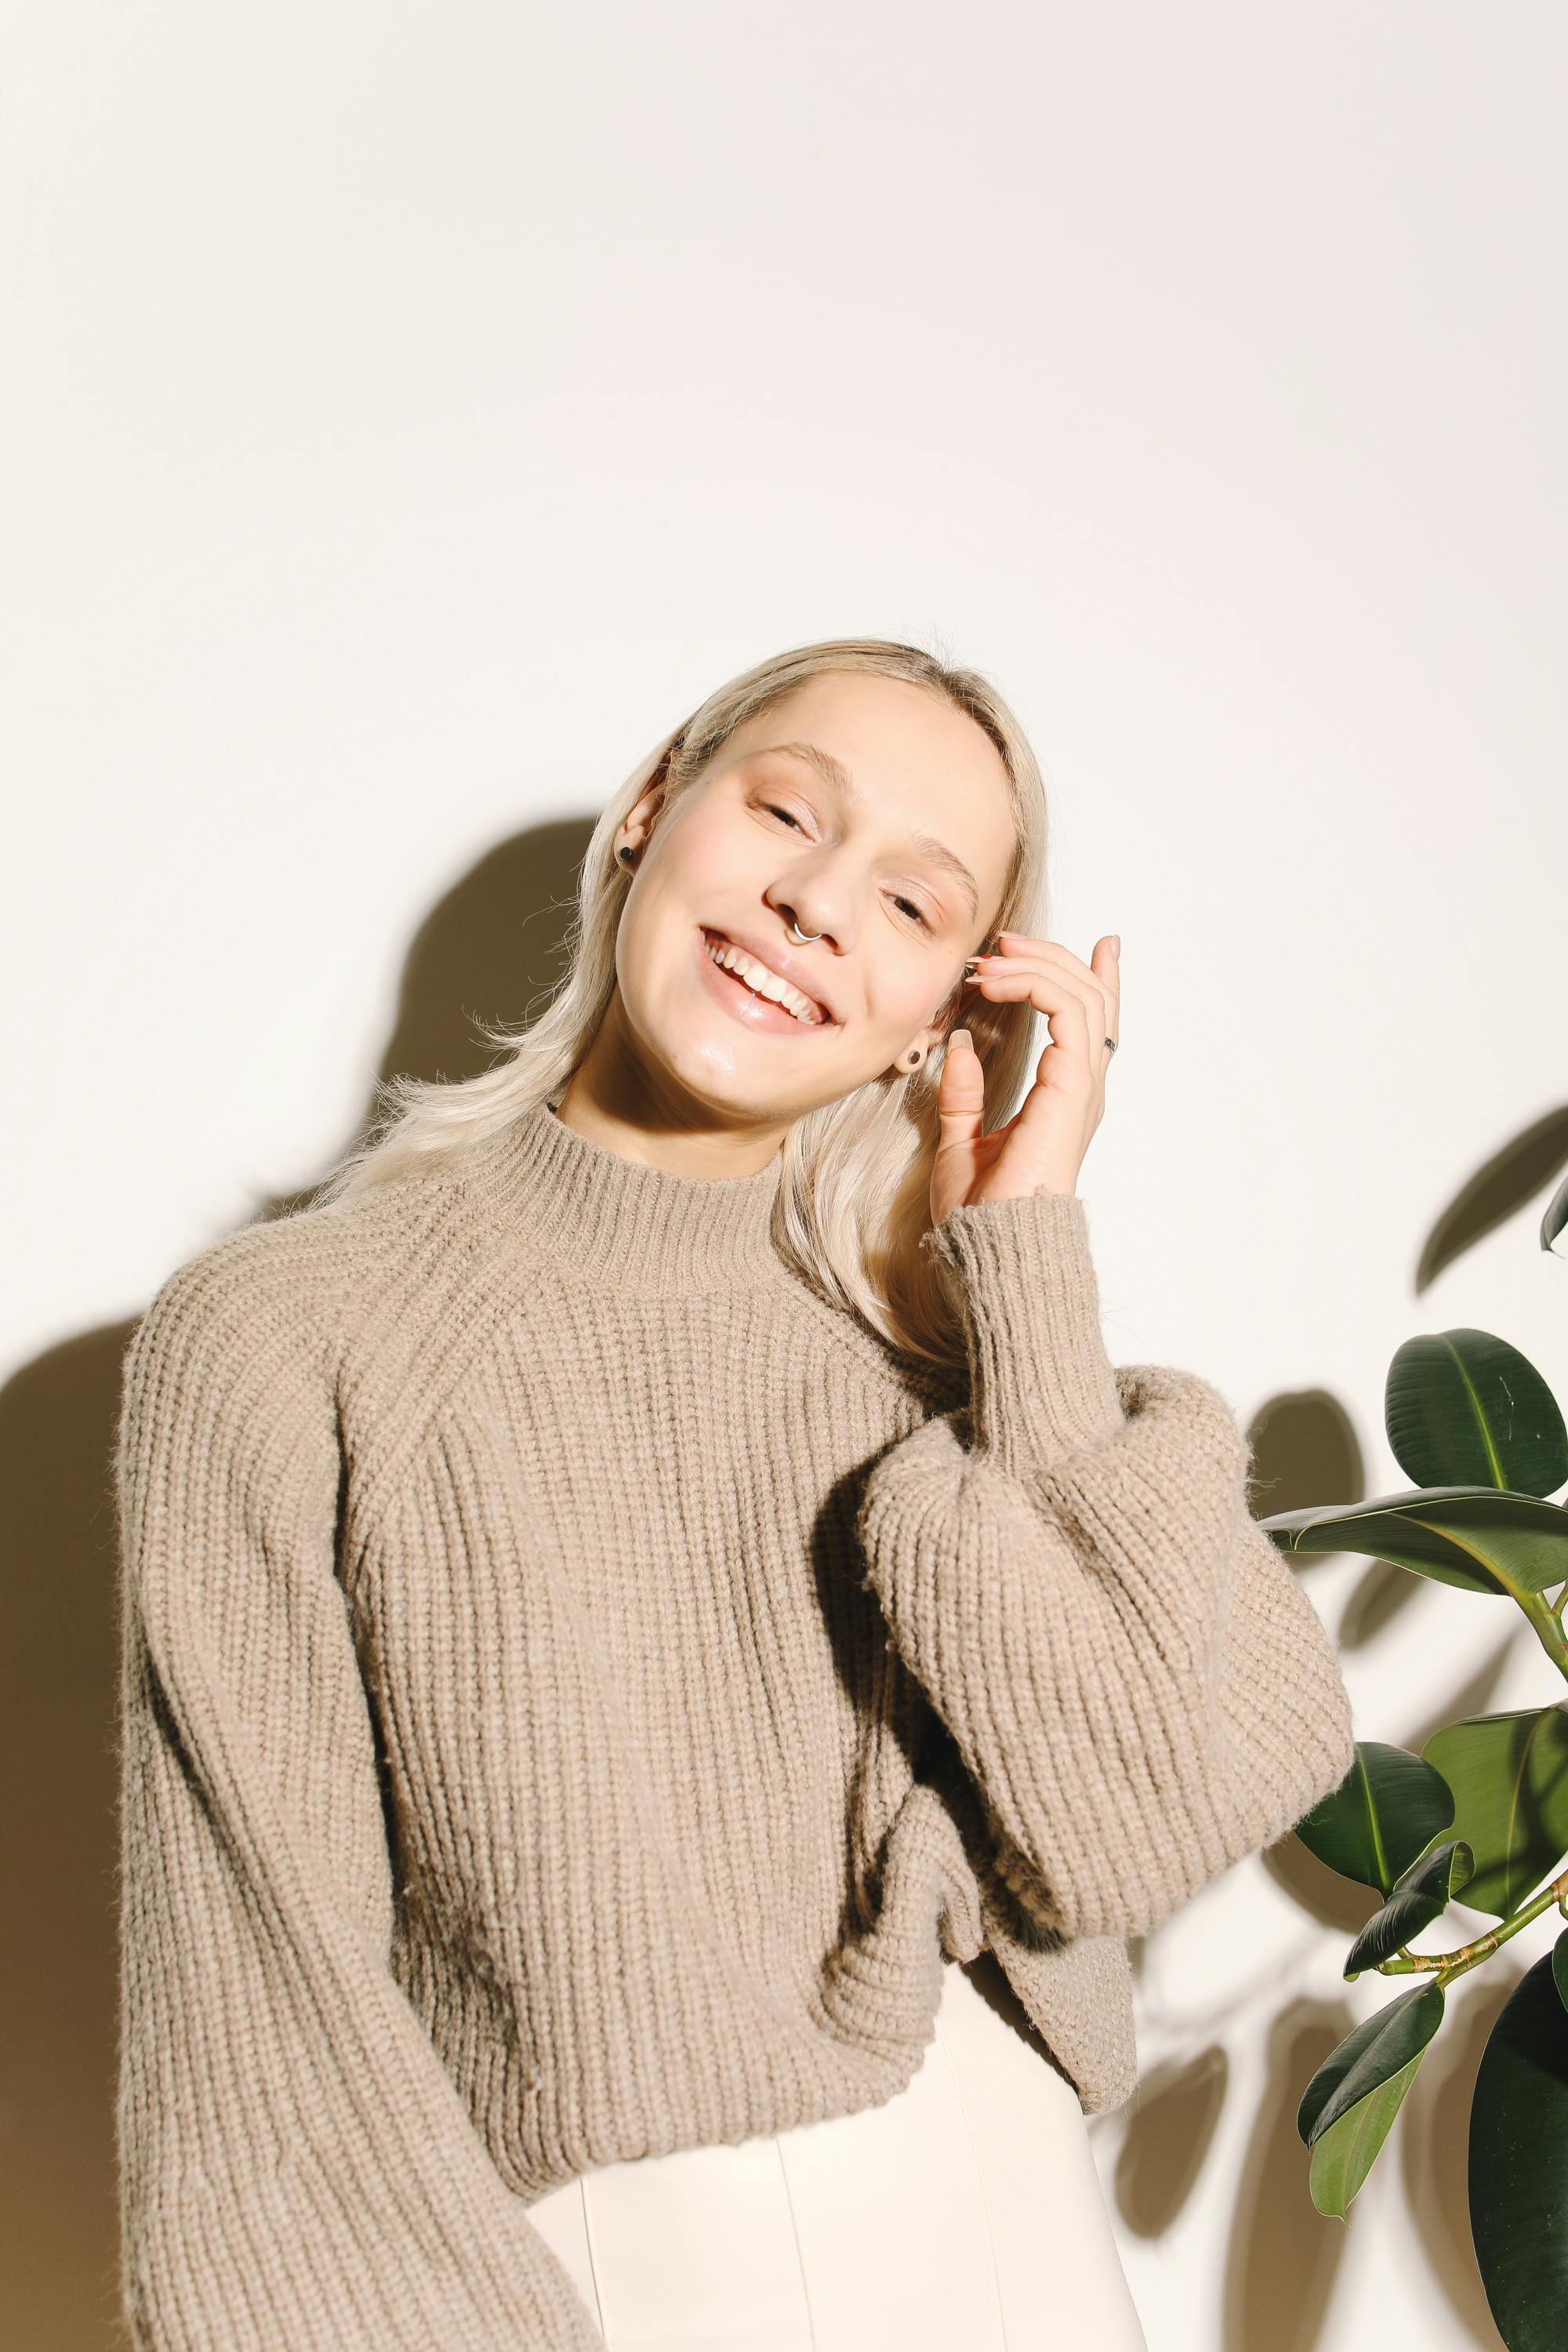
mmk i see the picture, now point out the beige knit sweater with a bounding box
[114,1096,1355,2349]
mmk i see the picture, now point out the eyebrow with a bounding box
[757,741,982,921]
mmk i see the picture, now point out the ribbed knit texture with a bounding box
[113,1098,1355,2350]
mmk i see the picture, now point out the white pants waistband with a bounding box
[528,1952,1148,2352]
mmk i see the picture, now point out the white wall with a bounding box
[5,5,1563,2346]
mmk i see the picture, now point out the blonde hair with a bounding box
[310,635,1053,1370]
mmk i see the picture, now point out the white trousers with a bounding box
[528,1952,1149,2350]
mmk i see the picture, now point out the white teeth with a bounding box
[706,937,824,1024]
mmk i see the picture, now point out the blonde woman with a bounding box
[114,637,1355,2350]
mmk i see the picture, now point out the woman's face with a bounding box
[607,670,1018,1132]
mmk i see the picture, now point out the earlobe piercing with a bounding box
[618,845,634,864]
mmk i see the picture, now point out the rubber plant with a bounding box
[1262,1171,1568,2352]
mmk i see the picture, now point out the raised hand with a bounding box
[931,930,1120,1224]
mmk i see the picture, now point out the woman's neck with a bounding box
[456,1092,789,1298]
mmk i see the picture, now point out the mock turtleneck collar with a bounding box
[456,1094,789,1297]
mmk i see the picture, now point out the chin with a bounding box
[655,1040,807,1127]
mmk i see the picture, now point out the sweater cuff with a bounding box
[924,1191,1125,1475]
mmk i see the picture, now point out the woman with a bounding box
[114,637,1356,2351]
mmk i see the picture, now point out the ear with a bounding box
[893,1026,938,1076]
[617,780,668,857]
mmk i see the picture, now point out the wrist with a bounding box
[925,1192,1125,1471]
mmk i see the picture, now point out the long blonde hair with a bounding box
[310,636,1053,1370]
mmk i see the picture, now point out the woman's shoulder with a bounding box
[126,1159,462,1399]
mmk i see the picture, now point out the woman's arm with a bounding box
[115,1232,604,2352]
[857,1192,1355,1944]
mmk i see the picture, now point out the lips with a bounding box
[699,927,836,1024]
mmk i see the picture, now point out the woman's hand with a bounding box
[930,931,1121,1226]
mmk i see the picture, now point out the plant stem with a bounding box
[1364,1576,1568,1990]
[1516,1588,1568,1676]
[1378,1863,1568,1984]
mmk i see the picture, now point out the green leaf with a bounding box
[1386,1329,1567,1498]
[1344,1840,1475,1976]
[1293,1740,1454,1893]
[1468,1952,1568,2350]
[1552,1923,1568,2016]
[1260,1486,1568,1599]
[1299,1986,1445,2216]
[1421,1708,1568,1921]
[1298,1978,1446,2147]
[1308,2050,1426,2219]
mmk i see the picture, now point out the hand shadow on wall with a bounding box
[0,816,593,2351]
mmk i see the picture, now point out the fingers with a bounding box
[935,1025,985,1138]
[962,933,1120,1052]
[997,929,1120,1004]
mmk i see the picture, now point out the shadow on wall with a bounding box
[2,821,1557,2350]
[0,816,591,2351]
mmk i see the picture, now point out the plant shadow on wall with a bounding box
[0,817,593,2352]
[1109,1109,1568,2352]
[4,834,1565,2351]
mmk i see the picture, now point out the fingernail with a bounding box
[949,1029,971,1052]
[962,958,978,978]
[1109,936,1120,956]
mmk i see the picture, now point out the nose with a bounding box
[771,890,846,951]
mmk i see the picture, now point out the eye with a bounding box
[757,790,933,930]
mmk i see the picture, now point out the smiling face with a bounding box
[605,670,1018,1131]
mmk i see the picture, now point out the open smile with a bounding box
[696,927,837,1032]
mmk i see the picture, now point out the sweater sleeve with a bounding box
[114,1232,605,2352]
[857,1192,1356,1944]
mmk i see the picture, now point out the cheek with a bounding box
[647,804,756,913]
[613,858,721,1016]
[862,955,943,1040]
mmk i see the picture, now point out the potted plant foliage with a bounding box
[1268,1173,1568,2352]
